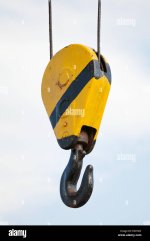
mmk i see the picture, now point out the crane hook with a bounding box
[60,132,94,208]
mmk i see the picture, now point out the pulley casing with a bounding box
[42,44,111,153]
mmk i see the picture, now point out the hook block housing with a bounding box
[41,44,111,153]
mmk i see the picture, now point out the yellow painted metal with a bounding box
[41,44,110,142]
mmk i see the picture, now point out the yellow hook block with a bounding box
[41,44,111,153]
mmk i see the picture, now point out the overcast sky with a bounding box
[0,0,150,225]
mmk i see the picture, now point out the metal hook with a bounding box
[60,143,94,208]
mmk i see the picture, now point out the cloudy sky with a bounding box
[0,0,150,225]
